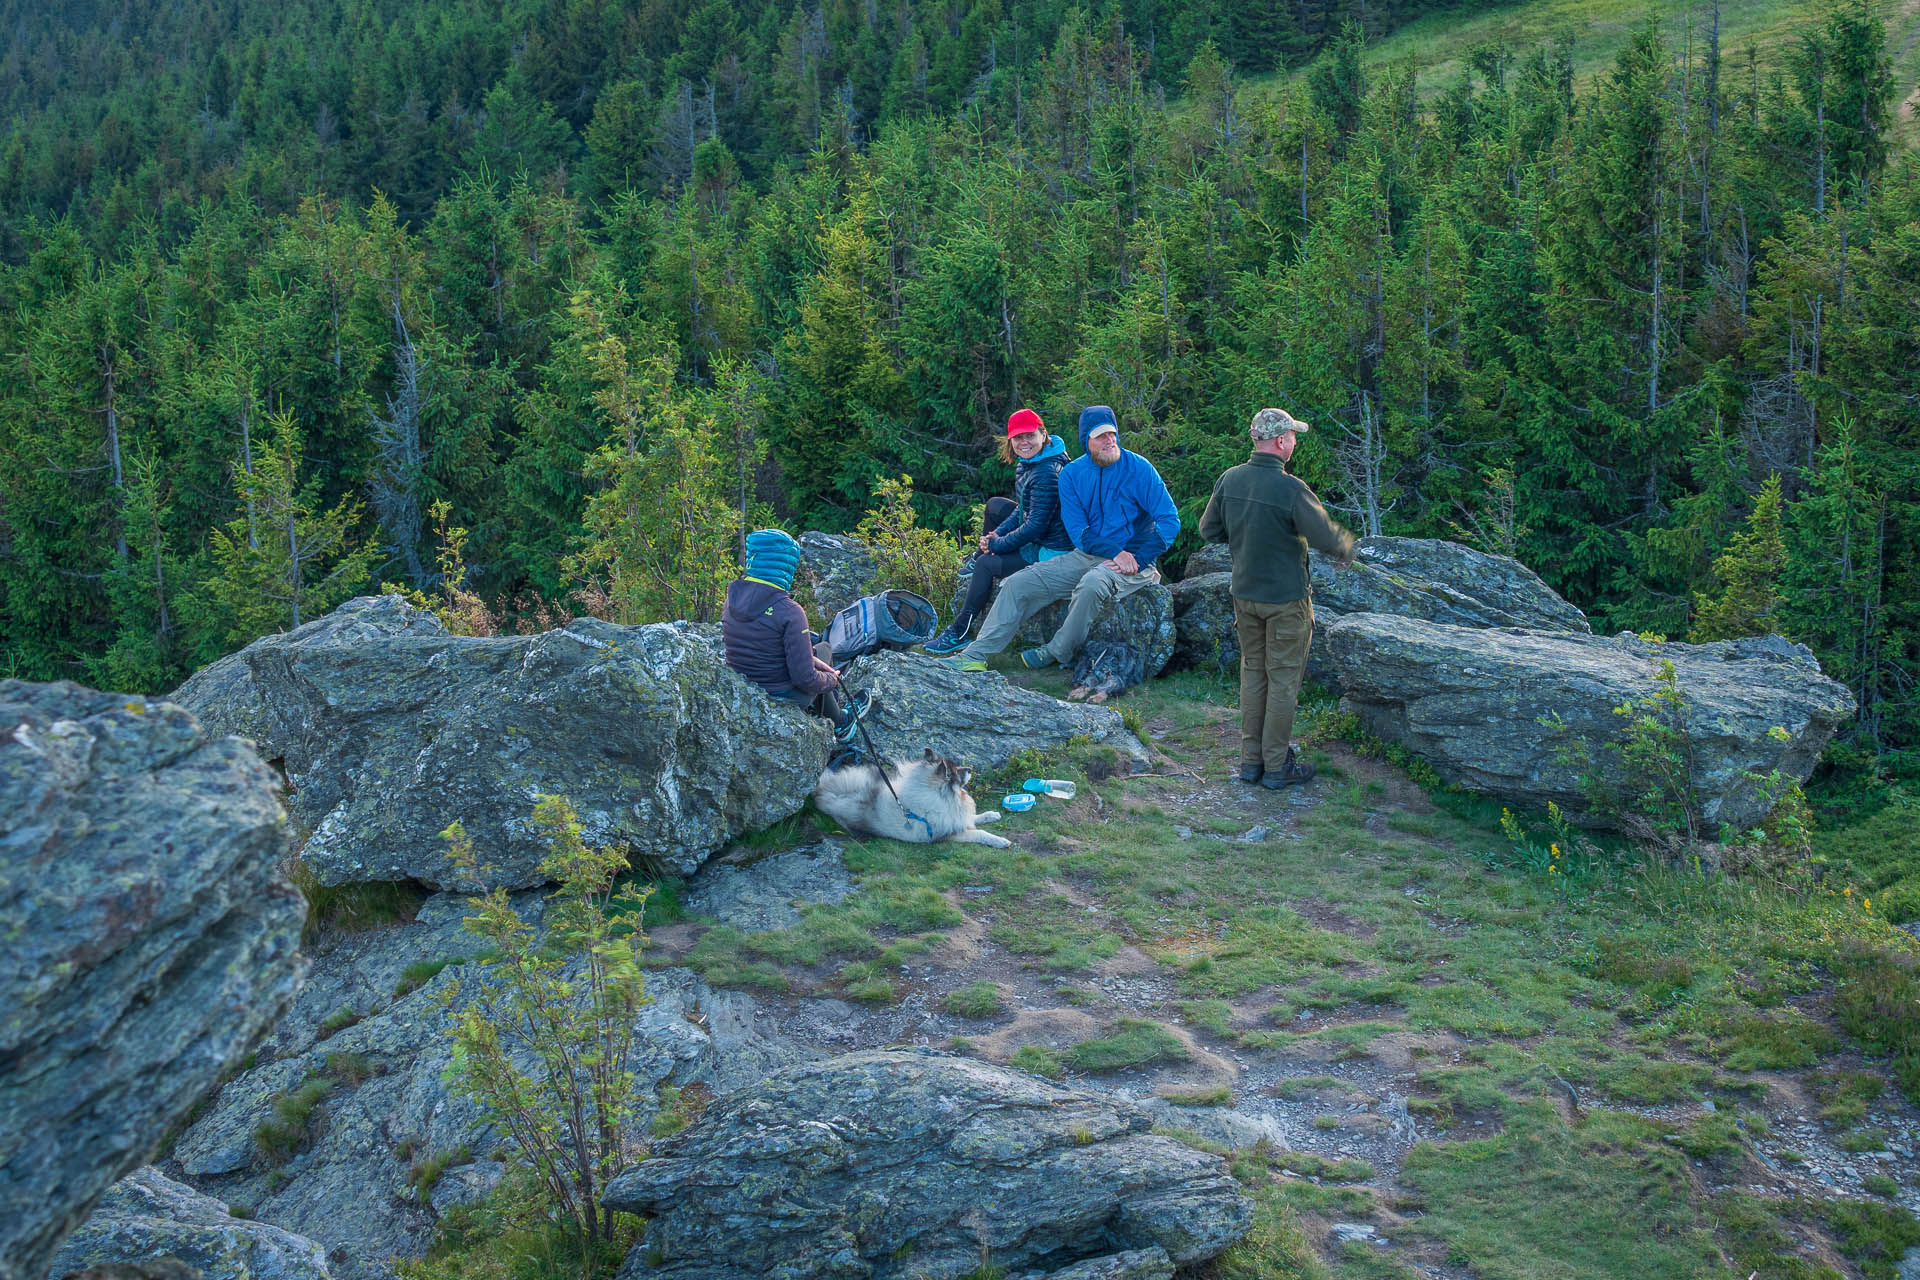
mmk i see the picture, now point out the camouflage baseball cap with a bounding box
[1250,407,1309,439]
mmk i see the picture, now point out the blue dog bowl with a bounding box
[1002,793,1037,812]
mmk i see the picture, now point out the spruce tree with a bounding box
[1692,473,1786,641]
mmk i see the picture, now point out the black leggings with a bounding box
[955,496,1024,631]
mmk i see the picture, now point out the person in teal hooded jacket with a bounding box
[722,528,869,744]
[945,405,1179,673]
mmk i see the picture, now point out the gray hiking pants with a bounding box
[960,549,1162,665]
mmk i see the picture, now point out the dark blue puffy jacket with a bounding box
[988,436,1074,562]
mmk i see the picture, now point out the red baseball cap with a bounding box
[1007,408,1044,437]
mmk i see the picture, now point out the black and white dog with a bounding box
[813,748,1010,847]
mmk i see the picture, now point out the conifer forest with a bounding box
[0,0,1914,773]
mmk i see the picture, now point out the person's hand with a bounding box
[1106,550,1140,575]
[978,535,992,553]
[813,660,840,687]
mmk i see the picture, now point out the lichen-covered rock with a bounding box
[845,650,1150,771]
[798,531,880,618]
[686,841,855,933]
[1326,616,1856,831]
[1022,1248,1172,1280]
[171,596,831,888]
[1172,537,1588,684]
[1,681,304,1280]
[170,891,804,1280]
[49,1168,330,1280]
[603,1050,1251,1280]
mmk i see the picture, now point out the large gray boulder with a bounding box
[49,1168,330,1280]
[603,1050,1251,1280]
[798,531,880,618]
[848,650,1150,771]
[1,682,304,1280]
[1326,616,1856,832]
[1172,537,1589,682]
[171,596,831,889]
[170,891,806,1280]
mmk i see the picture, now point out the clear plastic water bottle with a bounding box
[1023,778,1077,801]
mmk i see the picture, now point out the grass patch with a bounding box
[1156,1084,1233,1107]
[316,1005,362,1041]
[1402,1101,1725,1278]
[393,957,461,998]
[1008,1044,1064,1079]
[1832,941,1920,1101]
[1714,1009,1840,1072]
[1064,1019,1188,1073]
[291,868,424,943]
[254,1079,333,1166]
[1809,1068,1884,1128]
[941,981,1005,1019]
[405,1145,474,1204]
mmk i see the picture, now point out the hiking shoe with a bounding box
[1236,763,1264,785]
[1261,749,1316,789]
[1020,647,1058,669]
[940,657,988,673]
[923,628,970,656]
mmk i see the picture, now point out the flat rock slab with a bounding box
[848,650,1151,771]
[687,841,854,933]
[1,681,304,1280]
[171,596,831,889]
[1173,537,1587,682]
[1326,615,1856,831]
[604,1049,1251,1280]
[50,1167,331,1280]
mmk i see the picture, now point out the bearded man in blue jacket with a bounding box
[946,405,1180,673]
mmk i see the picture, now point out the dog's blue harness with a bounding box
[902,808,936,841]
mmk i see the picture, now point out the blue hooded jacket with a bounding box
[1058,406,1181,567]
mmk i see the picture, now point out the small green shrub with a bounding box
[856,476,965,618]
[1156,1084,1233,1107]
[1864,1174,1900,1199]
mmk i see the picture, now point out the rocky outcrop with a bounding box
[1172,537,1588,682]
[686,841,855,933]
[171,596,830,889]
[603,1050,1251,1280]
[1,681,304,1280]
[1326,616,1856,831]
[50,1168,331,1280]
[845,650,1150,771]
[799,531,880,617]
[170,891,805,1280]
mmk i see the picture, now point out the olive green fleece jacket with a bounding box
[1196,453,1357,604]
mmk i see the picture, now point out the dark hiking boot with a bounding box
[923,626,970,655]
[1261,749,1316,789]
[1237,763,1264,785]
[832,691,876,743]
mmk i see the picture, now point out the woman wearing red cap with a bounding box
[924,408,1074,655]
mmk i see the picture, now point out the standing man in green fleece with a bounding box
[1198,407,1357,789]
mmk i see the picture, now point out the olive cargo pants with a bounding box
[1233,596,1313,771]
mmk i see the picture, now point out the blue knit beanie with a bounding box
[1078,405,1119,451]
[744,528,802,591]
